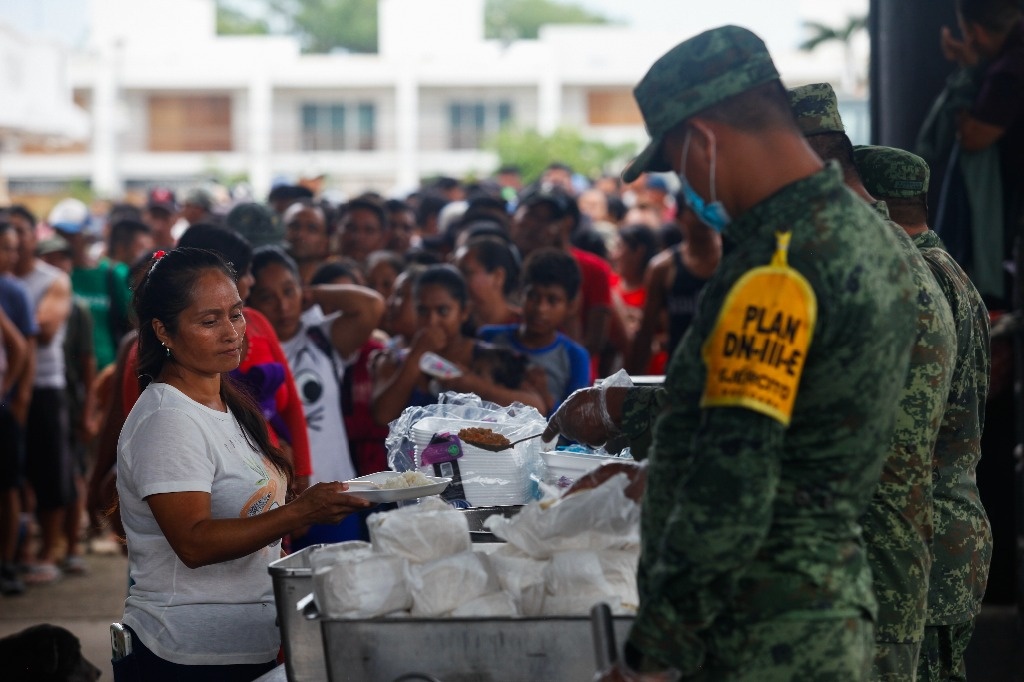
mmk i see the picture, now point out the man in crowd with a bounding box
[143,188,178,250]
[789,83,956,681]
[543,26,918,679]
[0,219,37,595]
[942,0,1024,286]
[338,196,388,263]
[855,144,993,682]
[511,189,612,369]
[9,206,74,585]
[283,200,332,285]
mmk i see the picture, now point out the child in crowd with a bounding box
[371,264,546,426]
[364,250,404,301]
[478,248,590,415]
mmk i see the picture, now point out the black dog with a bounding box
[0,624,102,682]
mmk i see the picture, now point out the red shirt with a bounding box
[120,308,313,477]
[570,247,613,326]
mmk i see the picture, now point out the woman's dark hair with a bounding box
[464,236,521,297]
[619,224,660,271]
[178,223,254,276]
[311,259,364,286]
[366,250,405,275]
[251,244,300,281]
[415,264,468,309]
[133,247,292,485]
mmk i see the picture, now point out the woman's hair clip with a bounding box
[153,250,167,261]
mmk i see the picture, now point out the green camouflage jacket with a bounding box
[859,205,956,644]
[913,230,993,624]
[622,165,918,674]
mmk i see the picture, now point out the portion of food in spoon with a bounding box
[458,427,512,450]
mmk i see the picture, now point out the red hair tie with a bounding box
[153,250,167,261]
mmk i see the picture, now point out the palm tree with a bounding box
[800,15,868,94]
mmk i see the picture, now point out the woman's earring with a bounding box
[162,342,171,358]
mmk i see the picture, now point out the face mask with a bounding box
[678,129,732,232]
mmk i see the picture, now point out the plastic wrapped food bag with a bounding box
[450,590,519,618]
[310,542,411,618]
[542,551,621,616]
[484,473,641,558]
[486,544,547,617]
[406,551,498,616]
[368,505,471,563]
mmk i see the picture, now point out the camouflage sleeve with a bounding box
[628,405,785,673]
[621,386,667,461]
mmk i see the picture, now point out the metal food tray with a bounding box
[317,615,634,682]
[269,544,329,682]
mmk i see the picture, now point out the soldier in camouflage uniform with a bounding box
[788,84,957,682]
[543,26,919,681]
[854,145,992,682]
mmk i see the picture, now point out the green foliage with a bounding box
[486,0,612,41]
[216,2,272,36]
[268,0,378,53]
[799,15,867,52]
[216,0,612,53]
[488,127,635,184]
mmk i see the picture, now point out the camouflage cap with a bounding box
[853,145,930,198]
[622,25,780,183]
[787,83,845,136]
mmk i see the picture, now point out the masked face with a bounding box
[677,128,732,232]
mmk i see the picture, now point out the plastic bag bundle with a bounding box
[368,506,471,563]
[484,473,641,558]
[450,590,519,618]
[310,542,411,618]
[486,544,547,617]
[406,551,499,616]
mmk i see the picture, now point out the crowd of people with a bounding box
[0,0,1018,678]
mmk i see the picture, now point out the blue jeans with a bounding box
[112,626,276,682]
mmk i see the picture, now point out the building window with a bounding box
[448,101,513,150]
[148,95,233,152]
[587,90,642,126]
[301,102,376,151]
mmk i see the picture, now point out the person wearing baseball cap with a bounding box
[544,26,919,680]
[856,144,993,682]
[790,85,959,681]
[144,188,179,249]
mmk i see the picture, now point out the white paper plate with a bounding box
[342,472,451,503]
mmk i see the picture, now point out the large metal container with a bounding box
[317,615,633,682]
[269,544,328,682]
[459,505,521,543]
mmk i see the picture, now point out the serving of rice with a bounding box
[379,471,433,490]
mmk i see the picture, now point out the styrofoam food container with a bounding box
[540,450,617,483]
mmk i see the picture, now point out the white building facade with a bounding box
[2,0,858,200]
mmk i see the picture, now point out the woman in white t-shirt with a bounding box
[115,248,371,682]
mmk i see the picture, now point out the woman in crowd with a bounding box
[115,248,370,681]
[247,246,383,547]
[309,261,390,477]
[371,264,546,426]
[454,236,521,329]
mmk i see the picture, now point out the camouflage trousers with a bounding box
[871,641,922,681]
[916,621,974,682]
[693,614,875,681]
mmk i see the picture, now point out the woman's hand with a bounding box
[410,327,447,358]
[291,482,374,526]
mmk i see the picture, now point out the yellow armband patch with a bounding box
[701,231,816,426]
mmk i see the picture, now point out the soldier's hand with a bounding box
[567,461,647,501]
[543,386,626,446]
